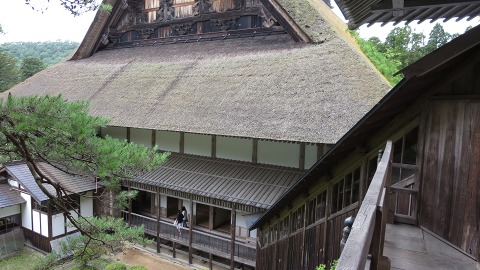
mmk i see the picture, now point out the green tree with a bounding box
[21,56,46,81]
[0,95,168,255]
[24,0,112,16]
[0,49,20,92]
[425,23,452,52]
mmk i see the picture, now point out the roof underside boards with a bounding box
[4,162,96,203]
[0,184,26,209]
[130,153,304,209]
[5,35,389,144]
[250,25,480,229]
[335,0,480,29]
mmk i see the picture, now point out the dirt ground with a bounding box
[115,247,192,270]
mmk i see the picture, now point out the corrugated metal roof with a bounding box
[4,162,96,203]
[131,154,304,209]
[335,0,480,29]
[0,184,26,209]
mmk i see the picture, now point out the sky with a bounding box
[0,0,479,43]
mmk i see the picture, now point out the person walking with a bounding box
[182,206,188,228]
[175,210,184,235]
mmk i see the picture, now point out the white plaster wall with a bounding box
[32,211,41,233]
[8,179,19,188]
[130,128,152,147]
[156,131,180,152]
[67,211,78,232]
[80,192,94,217]
[40,212,48,237]
[258,141,299,168]
[305,144,318,169]
[250,228,257,238]
[216,137,252,162]
[0,205,21,218]
[21,193,32,230]
[236,212,247,228]
[52,213,65,237]
[184,133,211,156]
[160,195,167,206]
[103,126,127,140]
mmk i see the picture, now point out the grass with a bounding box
[0,248,115,270]
[0,249,43,270]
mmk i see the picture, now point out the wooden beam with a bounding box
[156,191,161,253]
[127,127,131,143]
[299,142,305,170]
[180,132,185,154]
[257,0,311,42]
[212,135,216,158]
[188,198,193,264]
[252,139,258,163]
[151,129,156,148]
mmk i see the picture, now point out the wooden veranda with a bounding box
[121,211,256,269]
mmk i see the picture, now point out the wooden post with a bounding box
[188,199,193,264]
[127,127,131,143]
[151,129,156,148]
[47,203,52,240]
[299,142,305,170]
[209,206,214,230]
[212,135,216,158]
[156,191,161,253]
[180,132,185,153]
[301,203,307,268]
[322,183,331,264]
[252,139,258,163]
[209,253,213,270]
[230,204,236,270]
[128,184,132,226]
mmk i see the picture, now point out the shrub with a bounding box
[34,252,58,270]
[129,266,148,270]
[105,261,127,270]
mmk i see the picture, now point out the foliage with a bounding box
[61,217,153,264]
[0,95,168,257]
[24,0,100,16]
[315,259,337,270]
[129,266,148,270]
[349,30,402,85]
[0,49,20,92]
[105,261,127,270]
[34,252,59,270]
[20,56,46,81]
[0,41,79,67]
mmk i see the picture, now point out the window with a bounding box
[290,206,305,232]
[392,127,419,184]
[331,166,361,214]
[306,190,327,225]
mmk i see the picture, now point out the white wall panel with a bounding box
[130,128,152,147]
[80,192,94,217]
[67,211,78,232]
[217,137,252,162]
[184,133,211,157]
[156,131,180,152]
[32,211,40,233]
[21,193,32,230]
[52,213,65,237]
[103,126,127,140]
[40,212,48,236]
[258,141,299,168]
[0,205,21,218]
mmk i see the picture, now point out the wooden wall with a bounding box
[420,100,480,260]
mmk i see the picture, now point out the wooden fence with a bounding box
[336,141,393,270]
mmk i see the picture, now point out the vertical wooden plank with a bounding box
[230,204,236,270]
[252,139,258,163]
[179,132,184,154]
[188,198,193,264]
[128,184,132,226]
[156,191,161,253]
[151,129,156,148]
[299,142,305,170]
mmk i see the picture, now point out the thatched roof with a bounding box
[5,34,388,144]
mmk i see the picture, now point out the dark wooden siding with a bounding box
[420,100,480,260]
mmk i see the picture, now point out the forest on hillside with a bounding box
[0,41,79,66]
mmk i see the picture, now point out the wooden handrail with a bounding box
[337,141,393,270]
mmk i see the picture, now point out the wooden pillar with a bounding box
[156,191,161,253]
[127,127,131,143]
[188,199,193,264]
[209,253,213,270]
[47,203,52,240]
[128,184,132,226]
[230,204,236,270]
[322,183,331,264]
[299,142,306,170]
[301,203,307,269]
[180,132,185,153]
[151,129,156,148]
[252,139,258,163]
[209,206,214,230]
[212,135,216,158]
[359,157,368,205]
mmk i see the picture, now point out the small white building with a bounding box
[1,161,96,253]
